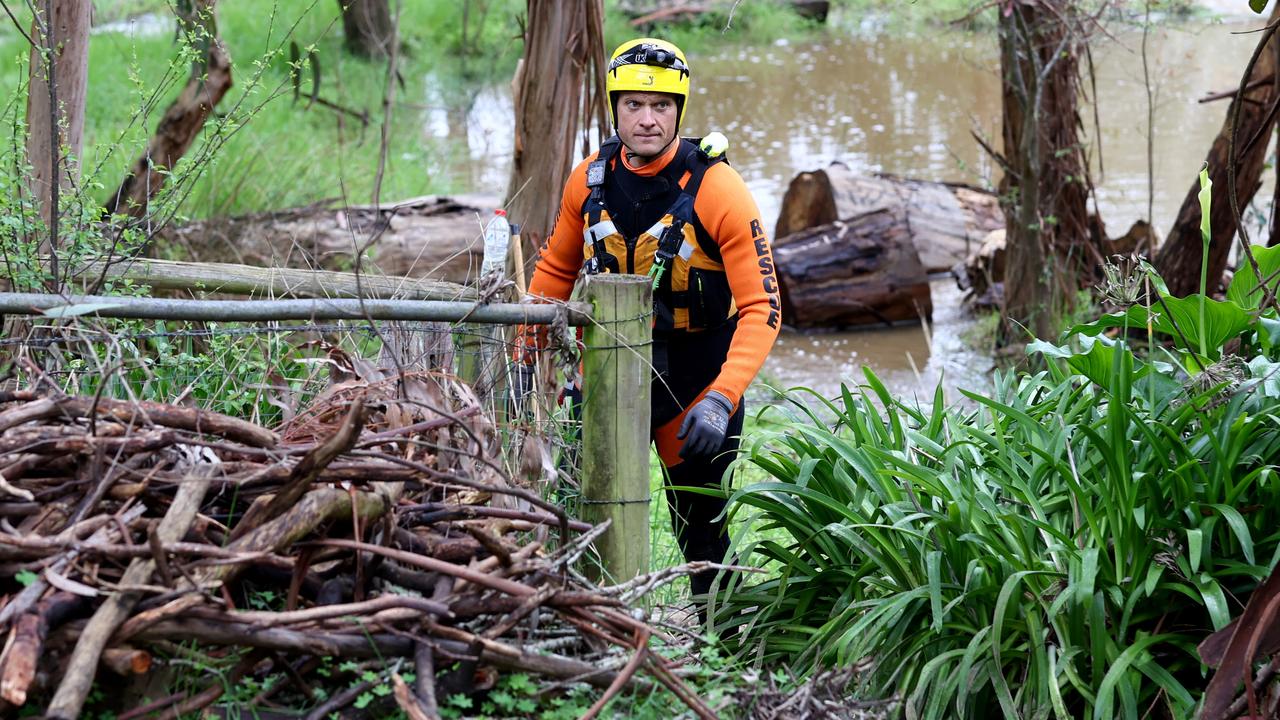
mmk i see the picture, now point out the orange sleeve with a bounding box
[516,156,593,362]
[694,163,782,406]
[528,155,594,302]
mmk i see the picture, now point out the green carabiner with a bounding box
[649,260,666,290]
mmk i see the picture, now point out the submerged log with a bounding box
[775,162,1003,273]
[157,194,499,286]
[959,218,1159,308]
[773,207,932,329]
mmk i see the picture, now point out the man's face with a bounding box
[615,91,678,163]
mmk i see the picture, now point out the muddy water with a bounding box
[433,10,1274,402]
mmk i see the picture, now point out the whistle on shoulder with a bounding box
[699,131,728,160]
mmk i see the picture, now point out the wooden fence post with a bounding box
[580,274,652,583]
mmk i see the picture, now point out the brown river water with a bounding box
[431,6,1273,403]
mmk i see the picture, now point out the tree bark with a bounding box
[773,208,932,329]
[996,0,1095,343]
[24,0,91,279]
[505,0,609,280]
[1270,30,1280,248]
[1160,2,1280,289]
[338,0,394,59]
[1271,122,1280,247]
[104,0,232,219]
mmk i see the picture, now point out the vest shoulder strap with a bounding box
[675,138,725,263]
[583,136,623,223]
[587,136,623,189]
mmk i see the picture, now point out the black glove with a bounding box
[677,391,734,460]
[510,363,536,416]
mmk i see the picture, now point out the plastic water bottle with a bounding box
[481,209,510,278]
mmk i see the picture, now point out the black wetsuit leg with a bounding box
[650,321,744,600]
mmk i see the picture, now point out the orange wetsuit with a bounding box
[527,136,780,598]
[530,137,780,432]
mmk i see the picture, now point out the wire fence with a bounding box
[0,273,661,584]
[2,313,589,512]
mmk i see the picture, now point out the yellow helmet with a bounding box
[606,38,690,130]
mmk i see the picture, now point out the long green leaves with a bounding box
[719,359,1280,719]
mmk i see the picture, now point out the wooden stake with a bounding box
[579,274,652,583]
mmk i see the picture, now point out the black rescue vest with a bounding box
[581,136,736,333]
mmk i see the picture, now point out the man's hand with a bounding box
[676,391,734,460]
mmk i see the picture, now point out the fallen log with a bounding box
[958,219,1160,307]
[775,162,1003,274]
[67,256,476,302]
[157,194,500,286]
[773,208,932,329]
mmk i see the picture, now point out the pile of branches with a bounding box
[730,668,893,720]
[0,371,716,719]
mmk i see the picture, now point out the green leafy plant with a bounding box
[716,301,1280,718]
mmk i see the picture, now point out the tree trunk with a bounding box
[24,0,91,284]
[1271,118,1280,247]
[505,0,608,282]
[1160,3,1280,285]
[104,0,232,220]
[775,163,1004,273]
[996,0,1095,343]
[338,0,394,59]
[1270,30,1280,248]
[773,208,932,329]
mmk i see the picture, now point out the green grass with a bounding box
[32,318,384,424]
[0,0,526,221]
[603,0,827,53]
[0,0,844,228]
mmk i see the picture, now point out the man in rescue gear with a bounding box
[518,37,781,617]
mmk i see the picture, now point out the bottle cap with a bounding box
[494,209,507,217]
